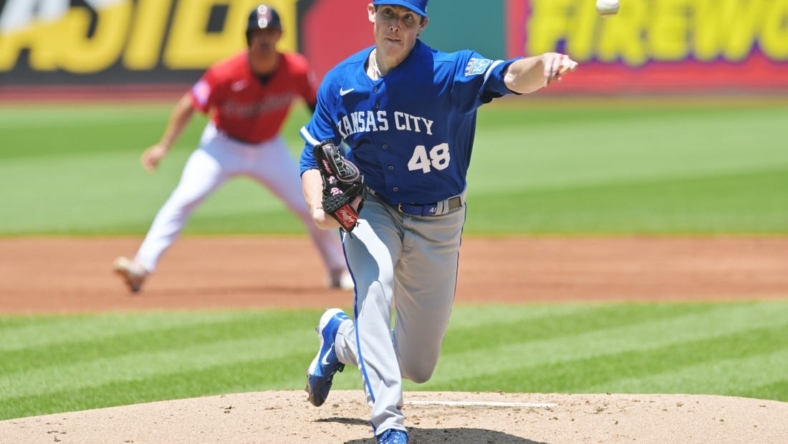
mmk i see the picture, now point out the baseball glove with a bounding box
[314,141,365,232]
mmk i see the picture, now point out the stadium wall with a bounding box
[1,0,786,97]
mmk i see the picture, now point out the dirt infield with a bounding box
[2,237,787,313]
[1,236,786,443]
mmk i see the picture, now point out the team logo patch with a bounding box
[465,58,493,76]
[192,80,210,106]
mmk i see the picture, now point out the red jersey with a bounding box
[189,52,317,144]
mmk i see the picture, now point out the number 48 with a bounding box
[407,143,450,173]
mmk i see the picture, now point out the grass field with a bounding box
[1,99,786,421]
[1,98,787,235]
[2,301,787,420]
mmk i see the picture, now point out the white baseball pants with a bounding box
[134,122,346,274]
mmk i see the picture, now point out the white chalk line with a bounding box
[407,400,556,408]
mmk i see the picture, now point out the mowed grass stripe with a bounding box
[0,351,316,420]
[444,303,719,352]
[0,304,665,400]
[437,326,787,396]
[475,100,788,130]
[466,167,788,234]
[0,327,314,399]
[418,302,788,386]
[0,150,303,234]
[470,107,788,194]
[0,151,191,233]
[0,312,315,374]
[590,348,788,398]
[748,380,788,402]
[445,303,633,329]
[0,311,296,352]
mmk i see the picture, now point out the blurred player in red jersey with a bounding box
[113,4,353,293]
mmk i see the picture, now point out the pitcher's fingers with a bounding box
[543,57,555,79]
[544,56,558,84]
[564,60,578,73]
[555,60,576,77]
[553,55,568,79]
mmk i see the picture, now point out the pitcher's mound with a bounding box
[1,391,786,443]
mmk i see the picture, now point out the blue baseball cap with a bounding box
[373,0,428,18]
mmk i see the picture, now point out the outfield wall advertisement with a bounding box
[507,0,788,92]
[1,0,786,93]
[0,0,302,85]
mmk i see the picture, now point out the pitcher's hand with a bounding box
[542,53,578,86]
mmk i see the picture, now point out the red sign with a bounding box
[300,0,375,84]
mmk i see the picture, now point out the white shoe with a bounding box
[113,256,148,293]
[327,270,354,291]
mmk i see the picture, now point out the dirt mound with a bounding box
[1,391,786,444]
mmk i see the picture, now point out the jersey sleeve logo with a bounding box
[465,58,493,76]
[192,80,211,107]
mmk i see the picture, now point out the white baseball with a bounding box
[596,0,620,17]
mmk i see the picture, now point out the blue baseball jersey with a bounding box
[300,40,520,205]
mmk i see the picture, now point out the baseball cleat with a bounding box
[112,256,148,293]
[327,269,354,291]
[306,308,349,407]
[377,429,409,444]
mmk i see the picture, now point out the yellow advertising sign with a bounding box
[508,0,788,91]
[525,0,788,65]
[0,0,299,73]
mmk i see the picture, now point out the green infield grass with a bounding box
[1,301,787,420]
[1,99,787,235]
